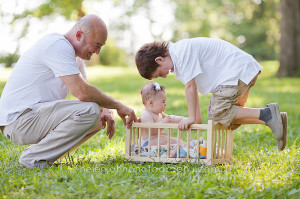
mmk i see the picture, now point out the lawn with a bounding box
[0,61,299,198]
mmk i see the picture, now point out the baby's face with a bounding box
[151,91,167,114]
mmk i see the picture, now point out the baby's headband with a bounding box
[154,82,161,91]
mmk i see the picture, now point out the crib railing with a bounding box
[125,120,233,166]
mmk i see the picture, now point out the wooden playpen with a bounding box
[125,120,233,166]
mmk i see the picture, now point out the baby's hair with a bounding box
[140,82,165,104]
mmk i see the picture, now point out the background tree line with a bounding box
[0,0,299,77]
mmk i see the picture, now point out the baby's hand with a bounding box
[162,115,172,123]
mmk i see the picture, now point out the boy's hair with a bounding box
[135,41,169,80]
[140,83,165,105]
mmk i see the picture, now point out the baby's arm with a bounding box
[161,112,186,123]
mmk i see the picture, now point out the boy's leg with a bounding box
[5,100,101,169]
[233,117,265,125]
[234,105,283,138]
[208,74,287,150]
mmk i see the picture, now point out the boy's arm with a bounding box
[178,79,201,130]
[195,92,202,123]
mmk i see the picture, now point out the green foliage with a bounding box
[172,0,280,60]
[12,0,85,22]
[99,40,128,67]
[2,0,282,68]
[0,61,299,198]
[0,53,20,68]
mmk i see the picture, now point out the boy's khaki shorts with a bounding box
[208,72,260,127]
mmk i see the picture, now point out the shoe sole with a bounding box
[278,112,288,151]
[19,162,32,169]
[267,103,283,140]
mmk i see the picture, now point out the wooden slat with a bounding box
[197,130,200,159]
[127,156,212,164]
[148,128,151,158]
[132,127,135,144]
[177,130,180,158]
[187,129,191,158]
[213,128,217,159]
[138,128,141,157]
[158,128,160,158]
[224,129,228,158]
[223,130,226,158]
[216,129,220,159]
[132,122,209,129]
[167,128,170,158]
[221,130,224,158]
[125,127,131,158]
[206,120,214,165]
[226,129,234,159]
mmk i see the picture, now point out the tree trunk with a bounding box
[278,0,300,77]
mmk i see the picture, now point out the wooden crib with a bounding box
[125,120,233,166]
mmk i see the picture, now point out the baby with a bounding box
[140,82,187,148]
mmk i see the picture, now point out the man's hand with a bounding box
[178,118,194,130]
[117,105,137,128]
[100,108,115,139]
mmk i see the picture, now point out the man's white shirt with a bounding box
[0,33,86,126]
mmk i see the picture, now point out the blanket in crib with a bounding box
[131,138,207,159]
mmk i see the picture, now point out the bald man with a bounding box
[0,14,137,169]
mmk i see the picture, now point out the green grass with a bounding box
[0,61,299,198]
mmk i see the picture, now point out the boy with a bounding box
[135,37,287,150]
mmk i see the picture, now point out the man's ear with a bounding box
[75,30,83,41]
[155,56,164,63]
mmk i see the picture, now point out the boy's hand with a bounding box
[178,118,194,130]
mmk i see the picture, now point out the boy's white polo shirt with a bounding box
[169,37,262,95]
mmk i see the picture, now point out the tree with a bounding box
[172,0,280,61]
[0,0,85,67]
[278,0,300,77]
[10,0,85,45]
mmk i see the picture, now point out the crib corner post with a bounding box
[125,126,132,159]
[207,120,214,166]
[226,129,233,159]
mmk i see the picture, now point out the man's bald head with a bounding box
[65,14,108,60]
[76,14,107,35]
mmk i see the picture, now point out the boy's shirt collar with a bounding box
[168,42,176,74]
[168,42,184,83]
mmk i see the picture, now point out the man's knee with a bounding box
[85,102,101,124]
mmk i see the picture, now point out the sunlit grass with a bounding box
[0,61,299,198]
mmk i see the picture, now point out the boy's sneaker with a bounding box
[277,112,288,151]
[265,103,283,140]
